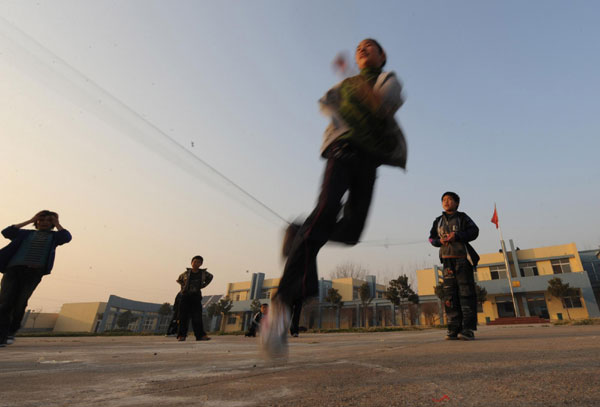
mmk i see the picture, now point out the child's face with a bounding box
[261,305,269,314]
[442,195,459,213]
[355,40,385,70]
[191,258,203,269]
[35,216,54,231]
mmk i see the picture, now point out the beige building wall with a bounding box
[477,243,583,280]
[332,278,354,301]
[227,281,251,301]
[416,268,438,296]
[53,302,106,332]
[22,312,59,330]
[262,278,280,299]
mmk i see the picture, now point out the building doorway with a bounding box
[495,296,516,318]
[526,294,549,319]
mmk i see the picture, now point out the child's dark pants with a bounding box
[177,293,206,339]
[276,148,378,306]
[0,266,44,339]
[442,258,477,333]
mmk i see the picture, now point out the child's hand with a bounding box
[31,211,45,223]
[50,213,60,227]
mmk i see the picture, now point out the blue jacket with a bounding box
[0,226,72,275]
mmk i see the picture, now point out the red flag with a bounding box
[491,205,499,229]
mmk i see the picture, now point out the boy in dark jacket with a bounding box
[429,192,479,340]
[176,255,213,341]
[0,211,72,346]
[245,303,268,337]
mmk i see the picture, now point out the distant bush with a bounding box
[552,318,600,326]
[573,318,600,325]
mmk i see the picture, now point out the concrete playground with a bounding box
[1,325,599,407]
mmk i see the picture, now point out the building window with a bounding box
[227,316,237,324]
[353,287,359,300]
[490,265,508,280]
[519,262,539,277]
[562,295,582,308]
[551,258,571,274]
[143,317,155,331]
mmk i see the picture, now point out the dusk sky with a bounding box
[1,1,599,312]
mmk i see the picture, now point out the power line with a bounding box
[0,16,288,225]
[1,16,422,250]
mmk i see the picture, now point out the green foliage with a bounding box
[206,302,218,319]
[547,277,578,320]
[157,302,172,316]
[547,277,577,298]
[358,283,372,327]
[116,310,138,329]
[386,275,418,325]
[216,297,234,332]
[385,275,418,306]
[475,284,487,305]
[324,288,343,309]
[217,297,233,316]
[250,298,262,314]
[358,283,372,306]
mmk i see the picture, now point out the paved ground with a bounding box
[1,325,599,407]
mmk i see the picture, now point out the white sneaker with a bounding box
[6,336,15,345]
[260,299,290,359]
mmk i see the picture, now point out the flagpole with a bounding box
[494,204,519,317]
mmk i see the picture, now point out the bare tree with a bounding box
[329,261,368,280]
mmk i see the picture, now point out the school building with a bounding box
[18,242,600,334]
[223,273,409,332]
[21,294,223,334]
[416,242,600,324]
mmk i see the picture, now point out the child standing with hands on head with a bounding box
[0,211,72,347]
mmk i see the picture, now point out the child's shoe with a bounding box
[458,330,475,340]
[445,331,459,340]
[260,299,290,359]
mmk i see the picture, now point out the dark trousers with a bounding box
[276,151,378,306]
[442,258,477,333]
[290,299,303,335]
[166,293,182,335]
[0,266,44,338]
[177,293,206,339]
